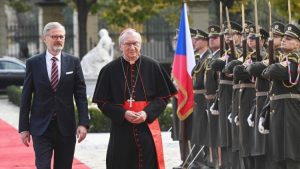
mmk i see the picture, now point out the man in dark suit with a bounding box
[19,22,90,169]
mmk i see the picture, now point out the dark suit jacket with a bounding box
[19,52,90,136]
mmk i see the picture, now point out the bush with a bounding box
[88,105,111,132]
[158,104,172,131]
[86,103,173,133]
[6,85,22,106]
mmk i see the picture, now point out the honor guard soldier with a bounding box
[210,21,243,169]
[204,25,221,168]
[189,29,211,169]
[262,24,300,169]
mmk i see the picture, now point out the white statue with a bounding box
[81,29,114,78]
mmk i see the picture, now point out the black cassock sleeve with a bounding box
[144,63,177,123]
[92,64,127,125]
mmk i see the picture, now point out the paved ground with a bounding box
[0,97,181,169]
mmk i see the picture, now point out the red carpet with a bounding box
[0,119,90,169]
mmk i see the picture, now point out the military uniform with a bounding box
[262,24,300,169]
[204,25,221,168]
[190,29,211,169]
[210,21,243,169]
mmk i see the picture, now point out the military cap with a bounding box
[224,21,243,34]
[247,25,269,40]
[242,20,253,35]
[195,29,208,40]
[208,25,221,37]
[190,28,197,37]
[260,28,269,39]
[271,21,284,36]
[284,24,300,41]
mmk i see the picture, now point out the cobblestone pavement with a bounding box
[0,97,181,169]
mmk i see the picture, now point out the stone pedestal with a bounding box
[0,1,7,56]
[188,0,210,30]
[36,1,66,53]
[85,77,98,97]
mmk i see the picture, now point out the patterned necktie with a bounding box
[50,57,59,92]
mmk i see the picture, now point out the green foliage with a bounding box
[158,104,173,131]
[88,105,111,132]
[67,0,180,28]
[6,85,22,106]
[271,0,300,22]
[7,0,31,13]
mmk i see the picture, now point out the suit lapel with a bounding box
[39,52,51,87]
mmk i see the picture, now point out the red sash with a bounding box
[123,101,165,169]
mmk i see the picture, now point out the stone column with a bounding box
[86,14,98,52]
[0,1,7,56]
[36,1,66,53]
[188,0,210,30]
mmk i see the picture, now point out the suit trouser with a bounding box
[32,119,76,169]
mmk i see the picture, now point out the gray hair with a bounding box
[118,28,142,46]
[43,22,65,36]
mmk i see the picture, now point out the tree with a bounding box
[66,0,180,59]
[70,0,98,59]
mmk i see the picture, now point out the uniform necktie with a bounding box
[50,57,59,92]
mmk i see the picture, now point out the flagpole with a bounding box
[172,1,196,167]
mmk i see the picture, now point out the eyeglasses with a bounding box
[123,41,140,48]
[48,35,65,40]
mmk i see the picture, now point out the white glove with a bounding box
[210,103,219,115]
[228,113,233,123]
[247,113,254,127]
[258,117,269,134]
[234,116,239,126]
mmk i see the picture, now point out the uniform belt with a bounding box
[256,91,268,97]
[205,94,216,100]
[233,84,241,89]
[270,93,300,101]
[239,83,255,89]
[219,80,233,85]
[193,89,206,94]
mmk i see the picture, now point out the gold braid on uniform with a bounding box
[281,52,300,88]
[244,51,256,62]
[276,50,284,62]
[235,47,243,59]
[193,57,209,77]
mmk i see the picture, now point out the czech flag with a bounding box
[172,3,195,120]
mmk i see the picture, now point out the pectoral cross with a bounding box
[128,96,135,108]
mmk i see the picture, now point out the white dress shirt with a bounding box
[46,50,61,81]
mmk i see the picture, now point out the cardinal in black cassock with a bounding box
[92,28,177,169]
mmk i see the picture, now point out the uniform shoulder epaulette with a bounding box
[287,52,299,63]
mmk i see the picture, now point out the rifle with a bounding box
[254,0,261,61]
[225,6,236,58]
[268,1,274,64]
[241,3,247,61]
[220,1,225,57]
